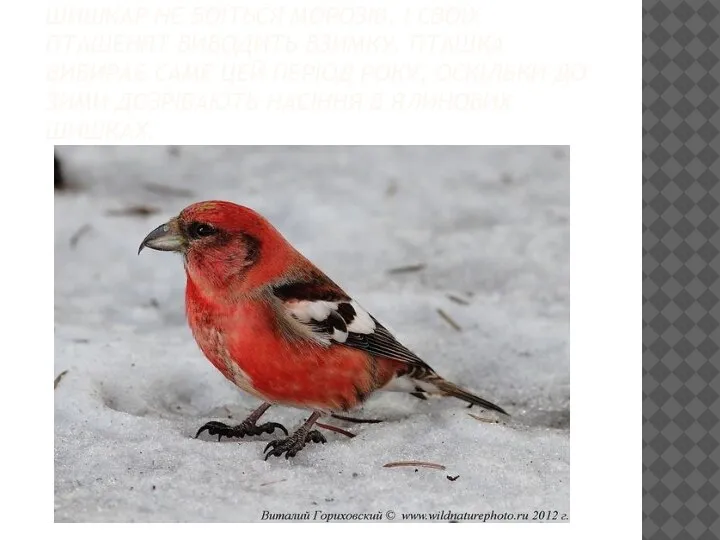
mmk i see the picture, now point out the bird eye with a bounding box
[188,222,216,239]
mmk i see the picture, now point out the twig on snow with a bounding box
[69,224,91,249]
[446,294,471,306]
[383,461,447,471]
[387,263,426,275]
[106,205,160,217]
[330,413,383,424]
[54,369,69,389]
[259,478,287,487]
[316,422,356,438]
[144,182,194,197]
[436,308,462,332]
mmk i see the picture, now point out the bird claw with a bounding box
[264,429,327,460]
[195,420,288,441]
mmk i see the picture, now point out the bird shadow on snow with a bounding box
[95,360,568,443]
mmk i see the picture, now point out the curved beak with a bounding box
[138,218,185,254]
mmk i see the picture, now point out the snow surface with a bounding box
[54,146,569,522]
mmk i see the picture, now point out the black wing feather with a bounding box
[344,319,429,367]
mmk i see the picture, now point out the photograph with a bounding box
[54,145,570,522]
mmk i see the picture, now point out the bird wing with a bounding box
[272,278,432,369]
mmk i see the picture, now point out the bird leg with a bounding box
[195,402,288,441]
[264,411,327,460]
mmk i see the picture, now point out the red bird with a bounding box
[139,201,507,459]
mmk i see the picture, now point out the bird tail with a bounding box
[382,364,509,416]
[404,369,509,416]
[429,377,509,416]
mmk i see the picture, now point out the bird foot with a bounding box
[195,419,288,442]
[263,429,327,460]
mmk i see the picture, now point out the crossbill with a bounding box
[140,201,507,459]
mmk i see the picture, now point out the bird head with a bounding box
[139,201,296,297]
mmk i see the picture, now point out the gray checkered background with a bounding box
[643,1,720,538]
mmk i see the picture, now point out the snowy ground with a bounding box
[54,146,569,523]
